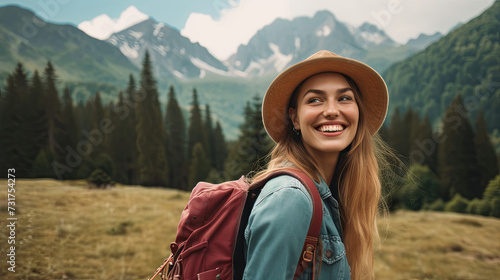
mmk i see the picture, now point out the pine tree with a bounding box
[124,74,139,184]
[475,111,499,192]
[188,142,211,188]
[82,99,94,132]
[410,116,438,174]
[224,96,272,179]
[408,109,420,153]
[109,93,129,184]
[204,104,216,168]
[61,88,80,150]
[92,91,105,129]
[31,149,54,178]
[165,85,186,188]
[57,87,80,179]
[74,99,86,134]
[91,91,106,155]
[43,61,62,159]
[399,108,414,160]
[0,63,30,175]
[25,70,48,177]
[213,121,228,172]
[135,51,169,186]
[387,107,408,160]
[438,94,481,200]
[187,88,205,163]
[16,64,41,175]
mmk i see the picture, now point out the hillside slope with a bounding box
[383,1,500,131]
[1,179,499,279]
[0,5,139,85]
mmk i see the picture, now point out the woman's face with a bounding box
[289,72,359,159]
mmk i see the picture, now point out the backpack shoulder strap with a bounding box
[250,168,323,279]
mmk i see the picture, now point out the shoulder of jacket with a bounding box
[255,174,312,206]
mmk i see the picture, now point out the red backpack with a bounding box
[149,168,323,280]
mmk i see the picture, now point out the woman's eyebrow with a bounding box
[304,87,353,96]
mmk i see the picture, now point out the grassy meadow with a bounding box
[1,179,499,280]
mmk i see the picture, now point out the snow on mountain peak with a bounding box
[316,25,331,37]
[78,5,149,40]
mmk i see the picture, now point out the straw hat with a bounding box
[262,50,388,143]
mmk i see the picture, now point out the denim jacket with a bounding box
[243,175,351,280]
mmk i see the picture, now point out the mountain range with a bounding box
[107,18,228,80]
[0,4,443,84]
[105,9,438,79]
[0,5,139,86]
[7,3,498,139]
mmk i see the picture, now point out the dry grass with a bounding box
[0,179,189,280]
[1,179,499,279]
[376,210,500,279]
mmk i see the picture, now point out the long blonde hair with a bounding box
[251,73,391,279]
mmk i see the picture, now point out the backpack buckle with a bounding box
[302,244,315,263]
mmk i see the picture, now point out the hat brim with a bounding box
[262,51,388,143]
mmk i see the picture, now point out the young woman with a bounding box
[243,50,390,280]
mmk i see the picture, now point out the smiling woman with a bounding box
[246,50,394,280]
[288,73,360,183]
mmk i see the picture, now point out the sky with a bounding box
[0,0,495,60]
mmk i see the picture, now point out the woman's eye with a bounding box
[339,95,353,102]
[307,98,321,104]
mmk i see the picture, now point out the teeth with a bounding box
[319,124,344,132]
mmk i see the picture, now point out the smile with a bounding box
[317,124,346,132]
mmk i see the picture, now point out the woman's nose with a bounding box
[323,100,339,118]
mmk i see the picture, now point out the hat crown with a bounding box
[307,50,339,60]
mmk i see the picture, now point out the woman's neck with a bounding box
[305,147,339,185]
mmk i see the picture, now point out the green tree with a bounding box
[438,95,480,200]
[109,92,131,184]
[410,116,438,174]
[25,70,48,177]
[90,92,106,155]
[124,74,139,184]
[30,150,54,178]
[165,85,187,189]
[87,168,113,189]
[206,121,229,184]
[404,108,418,159]
[478,199,492,216]
[387,107,409,161]
[445,194,469,213]
[57,87,80,179]
[213,121,228,172]
[428,199,445,212]
[0,63,31,175]
[490,198,500,218]
[466,198,482,215]
[188,88,205,164]
[400,164,441,211]
[224,96,272,179]
[43,61,62,160]
[475,111,499,191]
[204,104,216,168]
[83,99,94,131]
[93,92,105,128]
[483,174,500,201]
[135,51,169,186]
[188,142,211,188]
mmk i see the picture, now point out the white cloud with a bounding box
[78,5,149,40]
[381,0,495,43]
[181,0,494,60]
[181,0,294,61]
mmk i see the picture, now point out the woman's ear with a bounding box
[288,107,299,130]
